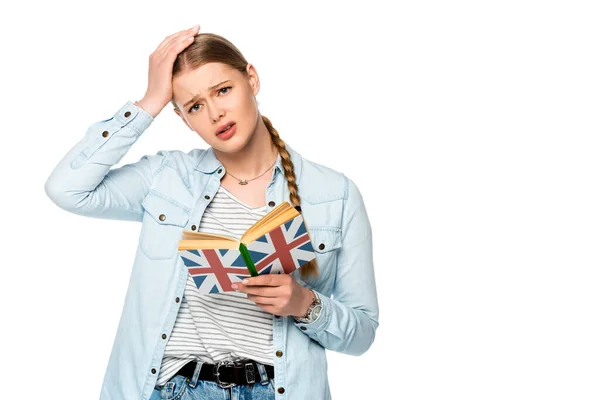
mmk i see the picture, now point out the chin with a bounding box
[213,134,249,153]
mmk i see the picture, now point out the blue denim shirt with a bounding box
[44,101,379,400]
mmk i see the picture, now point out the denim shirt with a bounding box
[44,101,379,400]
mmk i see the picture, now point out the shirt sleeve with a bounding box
[293,175,379,356]
[44,100,163,222]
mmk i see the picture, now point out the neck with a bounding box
[213,115,279,179]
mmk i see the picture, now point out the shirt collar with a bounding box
[194,143,302,181]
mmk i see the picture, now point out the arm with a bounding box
[293,176,379,356]
[44,100,163,222]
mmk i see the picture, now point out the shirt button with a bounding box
[102,131,109,137]
[175,297,180,303]
[162,334,167,339]
[300,326,307,330]
[151,368,156,374]
[277,387,285,394]
[191,225,197,231]
[318,243,325,250]
[268,201,275,207]
[205,195,210,200]
[124,111,131,118]
[276,350,283,357]
[159,214,166,221]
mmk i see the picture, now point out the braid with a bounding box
[262,115,319,279]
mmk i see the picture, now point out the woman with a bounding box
[44,24,379,400]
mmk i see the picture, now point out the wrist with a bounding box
[293,287,315,318]
[134,98,162,119]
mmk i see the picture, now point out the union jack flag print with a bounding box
[246,214,316,275]
[178,213,316,295]
[179,248,249,294]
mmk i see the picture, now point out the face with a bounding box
[172,62,260,153]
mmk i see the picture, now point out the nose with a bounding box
[211,109,225,123]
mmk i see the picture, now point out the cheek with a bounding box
[230,97,258,132]
[230,90,256,112]
[229,95,253,116]
[188,122,214,142]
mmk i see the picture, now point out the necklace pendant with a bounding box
[239,180,248,185]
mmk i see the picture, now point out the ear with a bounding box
[246,63,260,97]
[173,108,194,131]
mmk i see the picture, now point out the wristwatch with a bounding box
[294,289,322,324]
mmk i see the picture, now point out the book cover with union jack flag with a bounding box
[177,202,316,295]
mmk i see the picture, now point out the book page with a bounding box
[179,230,239,250]
[181,230,238,241]
[178,239,239,251]
[241,202,300,243]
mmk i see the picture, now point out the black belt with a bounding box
[176,360,274,388]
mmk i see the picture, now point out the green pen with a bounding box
[239,242,258,277]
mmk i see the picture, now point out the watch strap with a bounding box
[294,289,320,323]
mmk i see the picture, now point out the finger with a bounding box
[157,24,199,51]
[154,35,195,66]
[155,25,199,61]
[246,293,277,306]
[155,30,198,63]
[252,302,278,315]
[242,274,287,287]
[235,283,279,297]
[155,24,199,59]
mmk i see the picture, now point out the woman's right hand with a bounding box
[135,24,201,118]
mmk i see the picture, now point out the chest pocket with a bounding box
[294,227,342,292]
[139,192,191,260]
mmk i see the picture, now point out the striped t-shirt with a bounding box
[156,185,275,386]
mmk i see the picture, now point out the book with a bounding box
[177,201,316,294]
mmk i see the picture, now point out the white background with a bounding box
[1,1,599,399]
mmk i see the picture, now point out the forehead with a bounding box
[173,62,236,96]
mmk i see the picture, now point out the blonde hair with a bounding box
[171,32,318,279]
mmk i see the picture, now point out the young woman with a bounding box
[45,24,379,400]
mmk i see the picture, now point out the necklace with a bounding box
[226,157,278,185]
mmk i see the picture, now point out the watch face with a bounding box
[310,304,322,320]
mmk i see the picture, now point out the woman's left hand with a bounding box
[232,274,313,317]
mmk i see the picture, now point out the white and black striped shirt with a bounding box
[156,185,274,386]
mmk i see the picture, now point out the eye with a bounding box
[218,86,232,95]
[188,86,232,114]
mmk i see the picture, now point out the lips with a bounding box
[216,122,236,135]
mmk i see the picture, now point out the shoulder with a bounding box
[136,149,202,197]
[294,150,350,204]
[156,148,202,165]
[293,149,367,228]
[141,148,203,173]
[185,147,207,160]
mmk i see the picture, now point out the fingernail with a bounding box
[231,284,238,289]
[242,279,249,284]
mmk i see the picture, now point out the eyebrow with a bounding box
[183,80,232,109]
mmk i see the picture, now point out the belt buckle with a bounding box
[245,362,256,384]
[214,360,236,388]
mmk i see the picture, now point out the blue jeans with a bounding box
[150,361,275,400]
